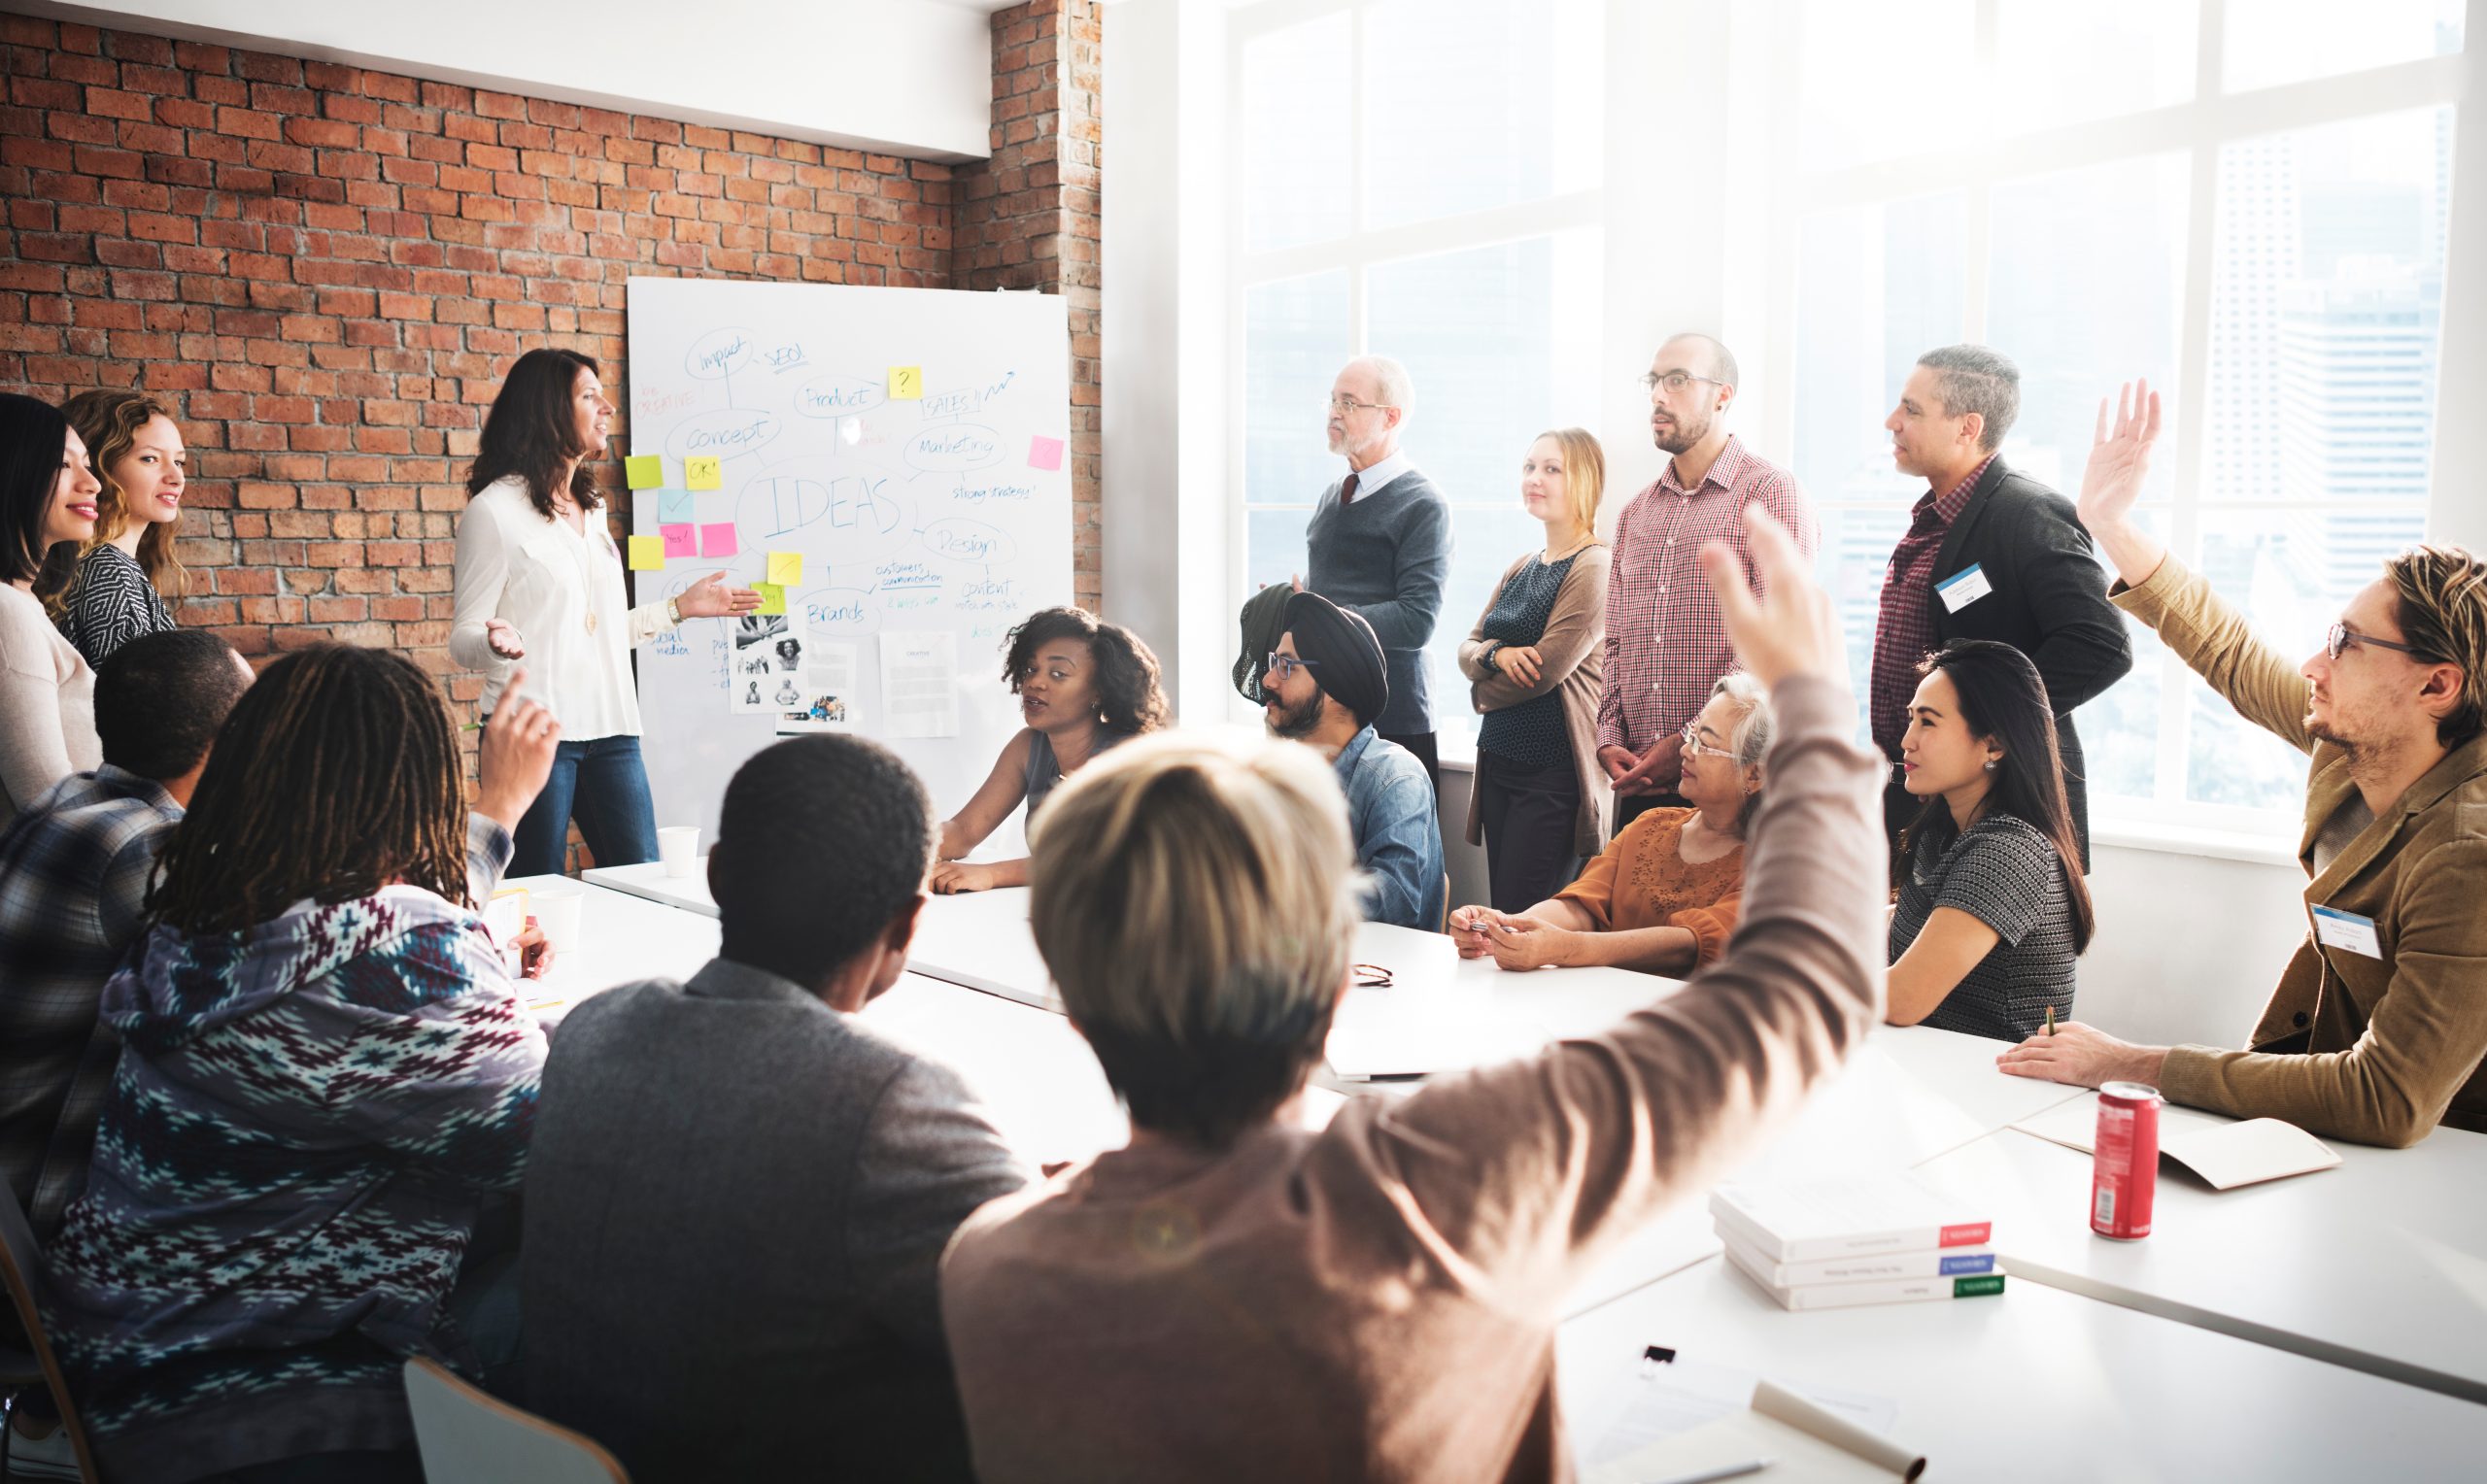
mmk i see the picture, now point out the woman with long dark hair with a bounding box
[0,391,103,824]
[931,605,1170,894]
[1886,637,2095,1039]
[449,348,760,875]
[44,644,556,1483]
[38,388,188,664]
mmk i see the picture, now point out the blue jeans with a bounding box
[509,733,659,877]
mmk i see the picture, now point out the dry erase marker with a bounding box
[1646,1460,1773,1484]
[2045,1005,2057,1036]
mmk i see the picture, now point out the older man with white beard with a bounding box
[1301,354,1452,796]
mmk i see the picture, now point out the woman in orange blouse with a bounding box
[1450,673,1768,974]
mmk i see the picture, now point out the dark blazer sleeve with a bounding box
[1981,484,2132,714]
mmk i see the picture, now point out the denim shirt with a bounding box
[1332,726,1447,930]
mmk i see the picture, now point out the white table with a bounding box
[503,873,721,1021]
[581,859,718,915]
[1914,1120,2487,1403]
[1558,1252,2487,1482]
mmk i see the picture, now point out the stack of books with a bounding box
[1709,1176,2004,1310]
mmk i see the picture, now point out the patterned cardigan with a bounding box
[42,883,546,1482]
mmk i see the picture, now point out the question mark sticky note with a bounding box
[699,522,738,557]
[627,534,665,570]
[684,456,723,489]
[625,455,663,489]
[660,523,697,558]
[767,551,802,586]
[888,365,922,399]
[1028,434,1064,471]
[753,582,787,615]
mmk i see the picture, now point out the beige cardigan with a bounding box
[0,582,100,826]
[1455,537,1611,857]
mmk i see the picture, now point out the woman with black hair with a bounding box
[0,392,104,824]
[931,605,1169,894]
[449,348,762,875]
[1886,637,2096,1039]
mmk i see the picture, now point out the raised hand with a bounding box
[1697,506,1843,690]
[2076,379,2170,588]
[474,671,562,832]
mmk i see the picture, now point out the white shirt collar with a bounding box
[1346,447,1414,496]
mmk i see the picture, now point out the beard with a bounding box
[1654,410,1712,455]
[1266,688,1326,740]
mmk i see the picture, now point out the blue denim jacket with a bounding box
[1332,726,1447,930]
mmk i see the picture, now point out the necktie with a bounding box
[1340,472,1360,507]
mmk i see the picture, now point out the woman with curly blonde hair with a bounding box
[39,388,188,665]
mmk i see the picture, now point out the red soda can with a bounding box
[2090,1081,2162,1239]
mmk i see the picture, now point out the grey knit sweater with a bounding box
[1304,469,1452,736]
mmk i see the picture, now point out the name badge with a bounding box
[2311,903,2383,960]
[1935,563,1993,613]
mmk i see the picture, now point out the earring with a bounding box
[1984,759,1999,772]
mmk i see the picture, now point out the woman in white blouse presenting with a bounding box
[451,350,759,876]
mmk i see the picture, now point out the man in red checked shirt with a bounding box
[1595,333,1818,837]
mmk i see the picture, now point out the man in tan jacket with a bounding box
[1997,380,2487,1147]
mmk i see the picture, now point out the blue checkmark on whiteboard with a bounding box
[657,490,696,523]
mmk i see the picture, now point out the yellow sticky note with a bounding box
[684,456,723,489]
[624,455,663,489]
[887,365,922,399]
[753,582,787,615]
[766,551,801,586]
[627,534,664,570]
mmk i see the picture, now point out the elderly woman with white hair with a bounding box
[938,508,1884,1484]
[1451,670,1772,974]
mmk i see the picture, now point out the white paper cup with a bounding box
[530,883,584,955]
[658,826,701,878]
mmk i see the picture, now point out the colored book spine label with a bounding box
[1939,1253,1997,1276]
[1938,1222,1993,1247]
[1953,1274,2007,1298]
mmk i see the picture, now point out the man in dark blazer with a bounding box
[1869,345,2132,869]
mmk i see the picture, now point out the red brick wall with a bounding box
[0,8,1102,679]
[958,0,1103,611]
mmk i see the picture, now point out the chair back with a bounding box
[402,1357,629,1484]
[0,1190,102,1482]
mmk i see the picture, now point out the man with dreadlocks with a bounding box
[41,644,561,1484]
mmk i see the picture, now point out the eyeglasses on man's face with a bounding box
[1638,369,1722,396]
[1265,651,1321,684]
[2326,621,2433,663]
[1680,720,1738,760]
[1327,394,1392,415]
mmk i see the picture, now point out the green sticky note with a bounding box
[625,455,663,489]
[685,456,723,489]
[887,365,922,399]
[753,582,787,615]
[766,551,801,586]
[627,534,664,570]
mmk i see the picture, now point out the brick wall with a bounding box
[958,0,1103,611]
[0,6,1104,679]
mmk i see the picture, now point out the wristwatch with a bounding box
[1481,641,1505,672]
[664,595,683,626]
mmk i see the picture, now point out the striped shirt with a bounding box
[1595,437,1817,755]
[58,544,176,668]
[1868,455,1993,758]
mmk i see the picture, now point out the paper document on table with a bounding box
[881,631,960,739]
[2011,1096,2340,1190]
[1584,1359,1919,1483]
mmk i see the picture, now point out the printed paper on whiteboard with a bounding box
[777,640,860,735]
[881,630,959,739]
[730,613,806,715]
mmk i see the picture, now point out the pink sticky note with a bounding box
[698,522,738,557]
[1028,434,1065,472]
[660,523,697,558]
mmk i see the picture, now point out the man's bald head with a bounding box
[1660,333,1740,391]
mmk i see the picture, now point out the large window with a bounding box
[1781,0,2464,834]
[1231,0,1604,752]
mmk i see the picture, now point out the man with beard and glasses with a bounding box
[1997,380,2487,1148]
[1263,590,1445,929]
[1596,334,1817,836]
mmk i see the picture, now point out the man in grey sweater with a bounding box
[521,736,1028,1482]
[1305,354,1452,795]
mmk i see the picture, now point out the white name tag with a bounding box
[1935,562,1993,613]
[2311,904,2382,960]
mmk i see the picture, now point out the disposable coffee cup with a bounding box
[530,883,584,955]
[658,826,701,879]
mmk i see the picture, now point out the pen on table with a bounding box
[2045,1004,2056,1036]
[1646,1459,1773,1484]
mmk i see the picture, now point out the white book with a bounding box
[1708,1175,1992,1264]
[2010,1096,2341,1191]
[1718,1230,1997,1289]
[1723,1240,2007,1311]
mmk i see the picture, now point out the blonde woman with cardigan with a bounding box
[1455,427,1612,911]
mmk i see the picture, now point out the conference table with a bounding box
[537,870,2487,1477]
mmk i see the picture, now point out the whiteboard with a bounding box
[624,276,1073,848]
